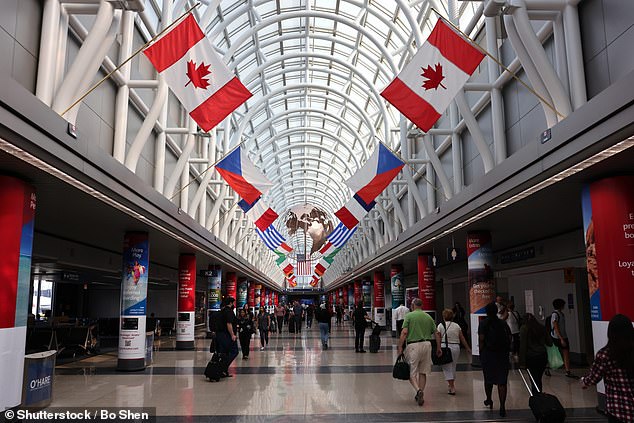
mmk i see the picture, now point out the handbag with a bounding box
[392,354,410,380]
[431,322,454,366]
[546,344,564,369]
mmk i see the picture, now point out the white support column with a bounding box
[563,2,587,110]
[52,0,115,115]
[454,91,494,173]
[423,135,454,200]
[164,119,197,199]
[426,161,437,213]
[112,10,134,163]
[36,0,61,105]
[485,16,507,165]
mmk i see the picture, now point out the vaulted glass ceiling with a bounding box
[197,0,481,217]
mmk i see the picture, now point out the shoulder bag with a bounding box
[431,322,454,365]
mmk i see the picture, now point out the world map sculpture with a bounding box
[284,204,334,255]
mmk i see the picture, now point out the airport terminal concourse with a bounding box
[1,0,633,422]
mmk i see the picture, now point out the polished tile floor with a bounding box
[52,323,606,422]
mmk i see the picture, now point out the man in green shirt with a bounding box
[397,298,441,406]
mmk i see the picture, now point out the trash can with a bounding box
[22,350,57,408]
[145,332,154,366]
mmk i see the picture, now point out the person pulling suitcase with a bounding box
[518,368,566,422]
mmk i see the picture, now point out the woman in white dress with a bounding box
[437,308,472,395]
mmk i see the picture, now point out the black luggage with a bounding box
[369,321,381,353]
[518,368,566,422]
[204,353,224,382]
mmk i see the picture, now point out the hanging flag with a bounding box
[334,143,404,229]
[143,14,252,132]
[296,258,313,277]
[381,19,484,132]
[238,197,278,232]
[256,226,292,254]
[215,146,273,204]
[327,223,358,248]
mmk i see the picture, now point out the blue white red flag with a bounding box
[215,146,273,204]
[255,226,292,254]
[238,197,278,232]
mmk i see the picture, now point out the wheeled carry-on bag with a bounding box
[204,353,224,382]
[369,321,381,353]
[518,368,566,422]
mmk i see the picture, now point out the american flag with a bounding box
[296,256,313,276]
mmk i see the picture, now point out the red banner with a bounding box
[417,254,435,311]
[178,255,196,312]
[226,272,237,301]
[587,176,634,321]
[353,281,362,305]
[343,284,349,307]
[373,272,385,308]
[0,176,35,329]
[248,282,255,307]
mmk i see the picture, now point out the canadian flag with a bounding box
[381,19,484,132]
[143,14,252,132]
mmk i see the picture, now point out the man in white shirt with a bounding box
[393,302,410,338]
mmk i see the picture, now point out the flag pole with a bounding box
[428,8,564,119]
[169,142,242,200]
[60,3,201,117]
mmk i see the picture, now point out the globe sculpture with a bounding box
[284,204,334,256]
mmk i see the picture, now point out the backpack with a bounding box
[545,311,560,338]
[485,320,511,352]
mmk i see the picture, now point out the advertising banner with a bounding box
[207,266,222,311]
[118,232,149,370]
[0,177,35,410]
[254,284,262,309]
[348,285,354,309]
[373,272,385,308]
[226,272,237,301]
[343,285,349,307]
[353,281,362,305]
[237,278,248,308]
[248,282,255,308]
[390,265,405,309]
[467,232,495,314]
[417,254,436,312]
[264,287,269,307]
[467,231,495,358]
[582,177,634,397]
[362,278,371,309]
[177,254,196,348]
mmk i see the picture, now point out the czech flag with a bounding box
[215,146,273,204]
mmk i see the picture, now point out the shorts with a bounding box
[404,341,432,378]
[553,337,569,350]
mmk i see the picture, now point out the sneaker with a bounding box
[324,344,328,350]
[415,390,424,406]
[359,350,367,353]
[566,371,579,379]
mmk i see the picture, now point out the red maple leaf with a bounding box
[185,60,211,89]
[421,63,446,90]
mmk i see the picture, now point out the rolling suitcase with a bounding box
[204,353,224,382]
[518,368,566,422]
[369,321,381,353]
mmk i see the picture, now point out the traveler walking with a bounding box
[353,301,370,352]
[292,301,303,334]
[316,303,331,350]
[236,308,253,359]
[505,302,521,358]
[216,297,239,378]
[335,304,343,325]
[581,314,634,423]
[550,298,574,377]
[478,302,512,417]
[257,309,270,350]
[519,313,551,394]
[393,302,409,338]
[275,304,285,333]
[306,304,314,328]
[397,298,439,406]
[452,302,469,343]
[437,308,471,395]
